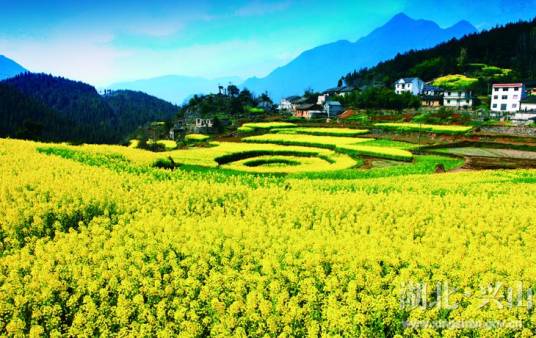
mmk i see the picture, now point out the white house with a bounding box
[520,97,536,112]
[490,83,525,113]
[195,118,213,128]
[279,96,300,112]
[443,90,473,109]
[317,94,329,105]
[394,77,425,96]
[324,101,343,117]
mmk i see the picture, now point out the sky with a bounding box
[1,0,535,87]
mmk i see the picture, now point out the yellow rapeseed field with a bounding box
[1,138,536,336]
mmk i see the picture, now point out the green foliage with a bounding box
[0,74,178,144]
[432,74,478,90]
[339,87,421,111]
[345,114,370,124]
[237,126,255,133]
[184,134,210,142]
[342,18,536,93]
[294,155,463,180]
[153,156,177,170]
[181,87,275,121]
[245,106,265,114]
[409,57,445,79]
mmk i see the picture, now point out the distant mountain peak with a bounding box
[388,12,413,24]
[242,14,476,101]
[449,19,477,31]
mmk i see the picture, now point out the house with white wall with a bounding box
[394,77,425,96]
[279,96,301,112]
[443,90,473,109]
[490,83,526,114]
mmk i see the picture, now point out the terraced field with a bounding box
[375,122,473,134]
[1,137,535,337]
[108,126,463,174]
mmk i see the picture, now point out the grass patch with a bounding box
[359,139,420,150]
[237,126,255,133]
[293,155,463,180]
[185,134,210,142]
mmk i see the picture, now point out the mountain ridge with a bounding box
[0,55,27,80]
[0,73,178,143]
[107,75,243,105]
[242,13,477,100]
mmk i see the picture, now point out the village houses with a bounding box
[394,77,425,95]
[490,83,526,113]
[443,90,473,109]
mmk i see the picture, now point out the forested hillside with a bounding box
[0,83,73,141]
[0,74,178,143]
[342,18,536,89]
[103,90,179,137]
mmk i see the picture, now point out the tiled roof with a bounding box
[423,84,443,92]
[492,83,523,88]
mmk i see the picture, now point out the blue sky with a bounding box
[1,0,535,86]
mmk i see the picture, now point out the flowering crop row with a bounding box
[241,122,297,130]
[242,133,370,149]
[374,123,473,135]
[1,138,536,336]
[337,144,414,161]
[273,127,369,137]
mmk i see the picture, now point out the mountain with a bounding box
[107,75,242,104]
[342,17,536,91]
[0,73,178,143]
[242,13,477,101]
[0,83,72,141]
[0,55,27,80]
[103,90,178,131]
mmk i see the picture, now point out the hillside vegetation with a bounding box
[0,73,178,143]
[343,18,536,91]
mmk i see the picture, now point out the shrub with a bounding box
[237,126,255,133]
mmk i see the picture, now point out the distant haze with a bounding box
[107,75,243,104]
[106,13,477,103]
[242,13,477,100]
[1,0,535,87]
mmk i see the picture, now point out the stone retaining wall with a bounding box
[479,126,536,137]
